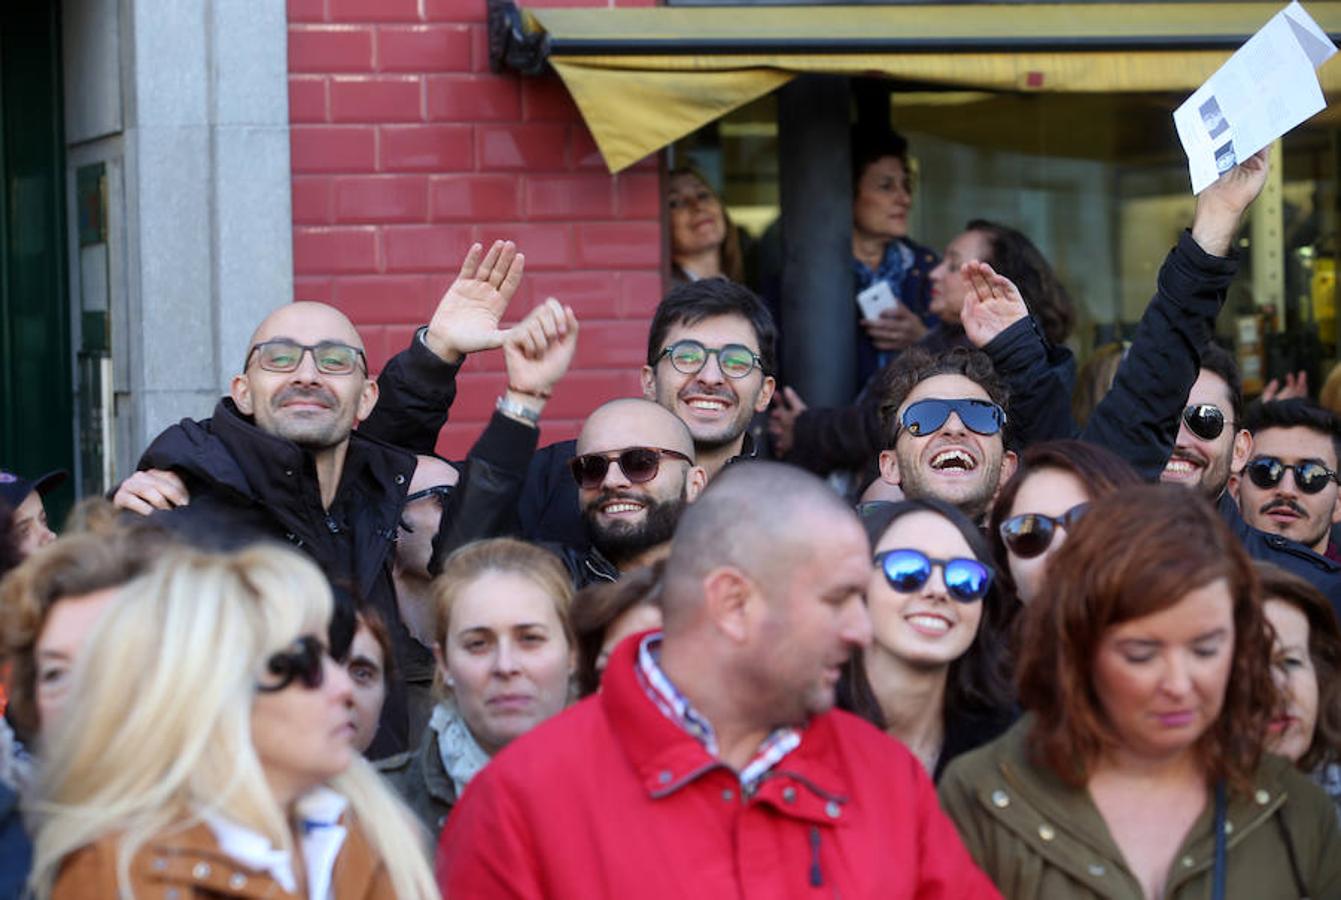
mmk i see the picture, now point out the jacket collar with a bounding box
[582,545,620,584]
[599,631,853,826]
[981,716,1298,892]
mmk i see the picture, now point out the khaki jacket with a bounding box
[52,817,395,899]
[939,717,1341,899]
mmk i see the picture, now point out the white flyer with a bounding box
[1173,1,1337,193]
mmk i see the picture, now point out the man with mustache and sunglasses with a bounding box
[1238,398,1341,559]
[111,242,580,756]
[557,399,708,588]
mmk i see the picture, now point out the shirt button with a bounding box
[1255,789,1271,805]
[721,789,734,802]
[152,858,168,872]
[825,801,841,819]
[782,787,797,804]
[1088,863,1106,876]
[1181,855,1195,868]
[1038,823,1056,842]
[229,873,247,889]
[991,789,1010,808]
[192,863,211,879]
[396,474,406,484]
[1224,820,1234,835]
[658,770,672,784]
[165,891,180,900]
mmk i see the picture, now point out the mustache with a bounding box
[1169,448,1208,466]
[1261,498,1308,518]
[678,384,735,402]
[585,489,651,511]
[273,385,337,409]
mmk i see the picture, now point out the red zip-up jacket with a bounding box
[436,633,1001,899]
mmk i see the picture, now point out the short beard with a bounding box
[583,491,686,568]
[898,455,1001,525]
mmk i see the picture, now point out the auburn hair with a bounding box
[1016,483,1274,796]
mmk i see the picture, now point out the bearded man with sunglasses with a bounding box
[557,399,707,588]
[1238,398,1341,559]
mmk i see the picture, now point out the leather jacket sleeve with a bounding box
[361,329,463,454]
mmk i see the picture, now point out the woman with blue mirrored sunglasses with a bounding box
[837,498,1015,782]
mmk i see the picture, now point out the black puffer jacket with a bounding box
[986,231,1341,611]
[137,399,417,757]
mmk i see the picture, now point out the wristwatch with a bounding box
[496,394,541,426]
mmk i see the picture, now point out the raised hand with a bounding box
[960,260,1029,349]
[424,240,526,363]
[862,305,926,352]
[768,386,808,457]
[1262,369,1309,402]
[113,469,189,516]
[1192,147,1271,257]
[503,298,580,405]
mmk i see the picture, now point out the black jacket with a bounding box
[137,398,417,758]
[987,231,1341,611]
[358,331,541,570]
[546,541,618,590]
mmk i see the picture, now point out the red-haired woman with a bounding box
[940,484,1341,899]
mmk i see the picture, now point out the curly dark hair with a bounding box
[965,219,1075,347]
[1199,342,1244,426]
[839,497,1014,729]
[875,346,1010,449]
[1256,562,1341,771]
[1016,483,1275,797]
[851,127,910,196]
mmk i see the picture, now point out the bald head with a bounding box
[246,301,365,366]
[577,398,695,459]
[663,461,865,625]
[230,301,378,453]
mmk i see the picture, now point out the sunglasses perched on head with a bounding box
[399,484,455,533]
[897,398,1006,439]
[569,447,693,490]
[999,502,1089,559]
[258,635,326,693]
[1245,456,1340,494]
[246,339,368,376]
[655,340,764,379]
[1182,404,1227,441]
[874,548,993,603]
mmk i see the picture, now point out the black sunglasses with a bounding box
[246,339,368,376]
[1245,456,1340,495]
[1182,404,1226,441]
[999,502,1089,559]
[874,548,993,603]
[399,484,455,533]
[898,398,1006,439]
[258,635,326,693]
[569,447,693,490]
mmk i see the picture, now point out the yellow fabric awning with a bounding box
[514,3,1341,172]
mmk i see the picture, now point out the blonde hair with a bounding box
[28,544,438,900]
[431,538,575,656]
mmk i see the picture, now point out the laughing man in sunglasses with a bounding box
[874,347,1017,525]
[1238,399,1341,561]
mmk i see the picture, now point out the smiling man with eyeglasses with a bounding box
[1238,398,1341,559]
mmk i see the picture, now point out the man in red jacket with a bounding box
[437,460,1000,899]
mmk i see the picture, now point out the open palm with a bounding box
[425,240,525,362]
[960,260,1029,349]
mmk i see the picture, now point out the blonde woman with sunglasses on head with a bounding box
[27,544,438,900]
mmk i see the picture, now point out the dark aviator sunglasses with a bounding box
[898,398,1006,439]
[999,502,1089,559]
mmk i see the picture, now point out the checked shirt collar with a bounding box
[635,632,800,790]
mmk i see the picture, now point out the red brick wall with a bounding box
[287,0,664,458]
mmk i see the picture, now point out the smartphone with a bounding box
[856,281,898,320]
